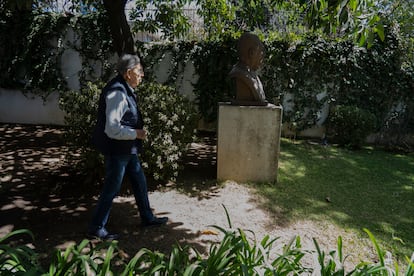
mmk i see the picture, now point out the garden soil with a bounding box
[0,124,376,270]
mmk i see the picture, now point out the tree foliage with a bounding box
[130,0,191,40]
[2,0,406,49]
[303,0,385,47]
[1,0,413,150]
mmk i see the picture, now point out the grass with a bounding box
[254,138,414,261]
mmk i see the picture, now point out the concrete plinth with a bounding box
[217,103,283,183]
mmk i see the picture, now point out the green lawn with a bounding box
[255,138,414,260]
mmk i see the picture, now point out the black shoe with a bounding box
[88,228,119,240]
[142,216,168,227]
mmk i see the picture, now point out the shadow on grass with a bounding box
[2,124,412,265]
[256,138,414,259]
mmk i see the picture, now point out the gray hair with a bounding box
[116,54,141,75]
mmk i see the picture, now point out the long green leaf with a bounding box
[0,229,34,244]
[221,204,233,229]
[405,254,414,276]
[99,243,114,275]
[363,228,385,267]
[337,236,343,263]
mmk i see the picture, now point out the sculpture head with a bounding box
[237,32,264,71]
[228,32,267,105]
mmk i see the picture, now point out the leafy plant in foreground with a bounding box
[0,229,42,275]
[1,223,413,275]
[47,239,119,275]
[191,205,310,275]
[313,229,414,276]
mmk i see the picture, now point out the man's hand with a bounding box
[135,129,147,140]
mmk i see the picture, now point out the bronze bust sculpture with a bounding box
[229,32,267,106]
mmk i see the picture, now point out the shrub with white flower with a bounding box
[137,82,197,182]
[60,81,197,186]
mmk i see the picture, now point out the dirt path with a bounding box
[0,124,374,270]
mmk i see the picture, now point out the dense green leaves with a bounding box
[1,1,413,149]
[1,226,413,275]
[191,38,237,122]
[0,6,113,99]
[0,11,68,99]
[59,82,105,186]
[327,105,377,148]
[136,34,413,148]
[303,0,387,47]
[59,81,197,184]
[137,82,198,181]
[130,0,191,40]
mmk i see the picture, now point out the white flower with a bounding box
[167,154,179,163]
[159,113,168,122]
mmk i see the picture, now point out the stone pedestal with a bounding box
[217,103,283,183]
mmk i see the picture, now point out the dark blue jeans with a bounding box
[89,154,155,232]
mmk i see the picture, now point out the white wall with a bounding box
[0,89,65,125]
[0,48,197,126]
[0,27,83,126]
[0,46,329,139]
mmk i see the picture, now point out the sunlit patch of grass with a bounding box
[255,138,414,261]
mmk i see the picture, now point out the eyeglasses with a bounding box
[130,67,144,75]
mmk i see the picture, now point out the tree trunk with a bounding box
[103,0,135,56]
[5,0,32,10]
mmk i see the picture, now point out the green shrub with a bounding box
[137,82,198,182]
[59,82,105,187]
[59,81,197,185]
[327,105,377,148]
